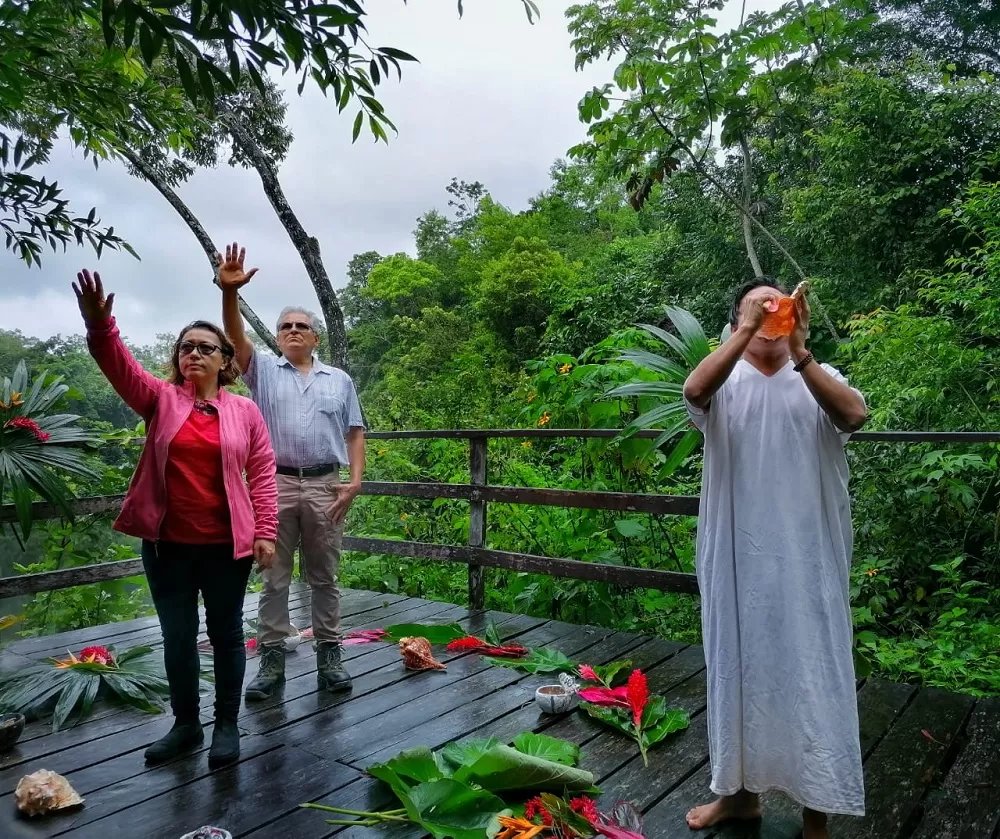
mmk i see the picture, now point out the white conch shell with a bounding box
[15,769,84,816]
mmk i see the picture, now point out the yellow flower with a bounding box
[865,568,878,578]
[526,392,536,403]
[53,651,80,669]
[558,363,572,374]
[537,412,551,427]
[521,441,532,449]
[496,816,545,839]
[400,513,409,521]
[0,392,23,410]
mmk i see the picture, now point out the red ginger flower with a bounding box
[4,416,50,442]
[79,645,114,666]
[626,669,649,729]
[446,636,487,652]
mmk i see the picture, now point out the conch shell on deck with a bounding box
[15,769,84,816]
[399,636,447,671]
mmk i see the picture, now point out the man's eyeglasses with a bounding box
[278,321,313,333]
[179,342,222,357]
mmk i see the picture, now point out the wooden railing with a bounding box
[1,429,997,609]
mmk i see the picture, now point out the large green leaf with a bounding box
[511,732,580,767]
[452,743,597,793]
[640,697,690,748]
[439,737,502,772]
[376,746,447,784]
[486,647,575,675]
[405,779,508,839]
[383,622,467,644]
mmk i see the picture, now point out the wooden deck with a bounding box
[0,588,996,839]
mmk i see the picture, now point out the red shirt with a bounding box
[160,408,232,544]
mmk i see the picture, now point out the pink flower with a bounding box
[578,685,630,707]
[341,628,386,645]
[591,820,646,839]
[578,664,600,683]
[245,638,258,655]
[4,416,50,442]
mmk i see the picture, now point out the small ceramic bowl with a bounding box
[534,684,579,715]
[0,712,25,753]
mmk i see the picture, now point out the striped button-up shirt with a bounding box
[244,350,365,468]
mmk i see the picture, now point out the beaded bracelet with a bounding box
[793,352,814,373]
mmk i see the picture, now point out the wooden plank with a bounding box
[0,559,145,598]
[0,494,125,524]
[361,481,701,515]
[832,686,975,839]
[910,697,1000,839]
[275,617,586,753]
[712,679,920,839]
[342,536,700,594]
[467,436,487,610]
[54,743,361,838]
[640,762,716,838]
[0,594,445,770]
[348,627,642,768]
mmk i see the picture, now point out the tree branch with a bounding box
[117,146,280,355]
[221,112,349,369]
[739,133,764,276]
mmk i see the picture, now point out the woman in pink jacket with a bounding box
[73,269,278,769]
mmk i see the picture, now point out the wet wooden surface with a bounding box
[0,587,995,839]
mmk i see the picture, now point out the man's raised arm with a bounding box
[217,241,258,374]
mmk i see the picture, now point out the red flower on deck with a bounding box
[523,796,553,826]
[79,646,114,666]
[626,669,649,729]
[4,416,50,442]
[577,664,600,683]
[445,636,529,658]
[569,796,600,823]
[446,636,487,652]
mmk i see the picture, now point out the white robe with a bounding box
[687,358,865,816]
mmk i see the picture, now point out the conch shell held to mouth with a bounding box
[399,636,447,671]
[15,769,84,816]
[758,280,810,339]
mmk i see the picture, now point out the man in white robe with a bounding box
[683,279,868,839]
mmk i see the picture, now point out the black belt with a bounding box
[276,463,339,478]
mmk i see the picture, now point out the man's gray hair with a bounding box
[276,306,323,333]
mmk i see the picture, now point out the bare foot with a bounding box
[686,792,762,830]
[802,807,828,839]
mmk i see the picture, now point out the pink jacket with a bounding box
[87,317,278,558]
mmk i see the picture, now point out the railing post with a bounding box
[468,435,488,610]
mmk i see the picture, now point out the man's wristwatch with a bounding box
[793,352,814,373]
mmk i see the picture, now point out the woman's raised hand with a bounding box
[72,270,115,325]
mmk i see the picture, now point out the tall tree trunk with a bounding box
[739,134,764,277]
[117,147,280,355]
[222,113,349,369]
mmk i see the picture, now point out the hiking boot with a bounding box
[144,720,204,765]
[316,642,352,692]
[208,718,241,768]
[244,646,285,701]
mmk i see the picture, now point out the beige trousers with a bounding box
[257,473,342,645]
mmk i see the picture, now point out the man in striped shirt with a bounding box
[218,243,366,699]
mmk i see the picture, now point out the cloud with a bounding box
[0,0,778,347]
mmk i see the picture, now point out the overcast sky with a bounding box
[2,1,778,346]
